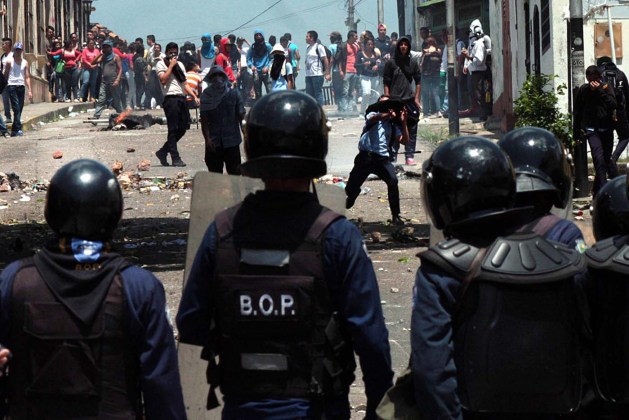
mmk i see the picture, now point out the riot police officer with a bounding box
[176,91,393,419]
[585,175,629,415]
[413,136,586,418]
[0,159,186,419]
[498,126,586,250]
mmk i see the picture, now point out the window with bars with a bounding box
[541,0,551,53]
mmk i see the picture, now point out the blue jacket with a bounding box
[0,260,187,420]
[177,192,394,419]
[246,42,273,71]
[411,219,585,419]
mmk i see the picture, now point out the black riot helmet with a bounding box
[45,159,123,241]
[241,90,329,178]
[422,136,522,235]
[592,175,629,241]
[498,127,572,210]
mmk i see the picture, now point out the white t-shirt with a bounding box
[155,60,186,96]
[6,57,27,86]
[1,51,13,73]
[305,42,326,77]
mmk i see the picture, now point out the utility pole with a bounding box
[446,0,459,135]
[569,0,588,198]
[345,0,359,32]
[378,0,384,25]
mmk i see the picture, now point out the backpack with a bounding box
[420,233,585,414]
[315,41,332,72]
[601,65,626,108]
[134,56,147,74]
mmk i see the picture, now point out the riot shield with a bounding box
[178,172,346,419]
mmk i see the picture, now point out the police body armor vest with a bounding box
[420,233,585,414]
[586,235,629,403]
[211,204,356,402]
[8,258,141,419]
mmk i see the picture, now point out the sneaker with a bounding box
[64,99,71,103]
[405,158,415,165]
[155,150,169,166]
[171,158,187,167]
[5,118,11,124]
[346,195,357,210]
[1,132,9,138]
[391,215,405,226]
[74,98,80,102]
[16,130,23,136]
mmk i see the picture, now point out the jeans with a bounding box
[6,85,25,133]
[332,72,345,111]
[346,151,400,217]
[63,67,80,100]
[159,96,190,160]
[205,145,241,175]
[421,74,441,116]
[2,90,11,120]
[126,70,136,109]
[360,75,379,115]
[252,71,271,101]
[440,71,448,113]
[587,129,614,197]
[93,82,122,118]
[343,72,360,111]
[80,68,99,101]
[135,74,146,108]
[305,75,324,105]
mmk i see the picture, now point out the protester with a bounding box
[1,37,12,123]
[91,41,122,120]
[199,66,245,174]
[460,20,489,121]
[79,38,101,102]
[345,96,409,225]
[215,38,236,84]
[47,40,81,102]
[247,29,273,101]
[382,36,421,165]
[304,30,329,105]
[284,32,300,81]
[197,33,215,78]
[420,36,442,118]
[269,42,294,91]
[356,37,382,115]
[155,42,198,167]
[344,30,360,112]
[3,42,32,137]
[133,43,147,110]
[574,65,618,198]
[328,31,346,111]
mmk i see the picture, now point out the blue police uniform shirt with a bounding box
[0,262,187,419]
[358,112,403,157]
[177,196,394,419]
[410,218,586,419]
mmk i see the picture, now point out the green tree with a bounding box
[514,74,574,151]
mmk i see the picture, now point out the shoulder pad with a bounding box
[479,234,585,283]
[586,235,629,274]
[419,238,483,279]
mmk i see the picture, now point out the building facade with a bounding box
[1,0,93,102]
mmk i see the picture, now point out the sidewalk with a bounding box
[10,100,94,132]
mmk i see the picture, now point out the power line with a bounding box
[225,0,284,33]
[157,0,337,43]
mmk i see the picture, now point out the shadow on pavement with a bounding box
[0,217,190,272]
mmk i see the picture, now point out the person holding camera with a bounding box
[574,65,618,198]
[154,42,199,168]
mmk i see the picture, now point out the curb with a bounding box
[21,102,94,131]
